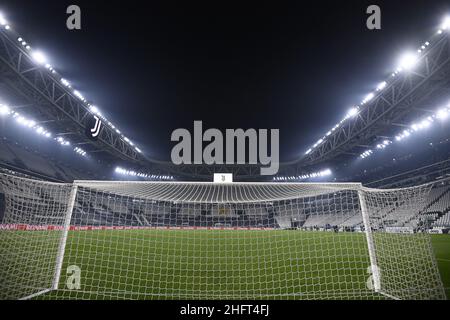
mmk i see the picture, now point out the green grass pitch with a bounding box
[431,235,450,299]
[1,230,449,300]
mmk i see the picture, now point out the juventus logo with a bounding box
[85,115,102,141]
[91,116,102,138]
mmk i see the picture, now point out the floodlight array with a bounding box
[74,147,87,156]
[359,150,374,160]
[273,169,332,182]
[304,16,450,157]
[0,11,143,155]
[115,167,174,181]
[359,103,450,159]
[0,102,88,157]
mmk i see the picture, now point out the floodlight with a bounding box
[90,105,100,114]
[399,52,418,70]
[364,93,375,103]
[377,81,387,91]
[0,105,10,115]
[61,78,70,87]
[16,116,26,124]
[436,108,448,120]
[73,90,84,100]
[347,107,359,118]
[420,119,431,129]
[31,51,47,65]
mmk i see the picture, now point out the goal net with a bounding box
[0,173,445,300]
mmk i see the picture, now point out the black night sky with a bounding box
[1,0,449,162]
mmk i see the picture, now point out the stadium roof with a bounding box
[0,11,147,166]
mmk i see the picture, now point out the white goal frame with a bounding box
[0,174,446,300]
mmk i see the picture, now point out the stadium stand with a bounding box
[1,162,447,232]
[434,212,450,227]
[70,184,450,231]
[293,183,450,231]
[403,185,450,229]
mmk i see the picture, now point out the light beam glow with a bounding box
[0,13,7,26]
[31,51,47,65]
[399,52,419,70]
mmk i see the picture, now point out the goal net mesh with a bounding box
[0,173,445,300]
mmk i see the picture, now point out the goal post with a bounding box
[0,173,446,300]
[0,174,75,300]
[357,184,446,300]
[358,189,381,293]
[52,185,78,291]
